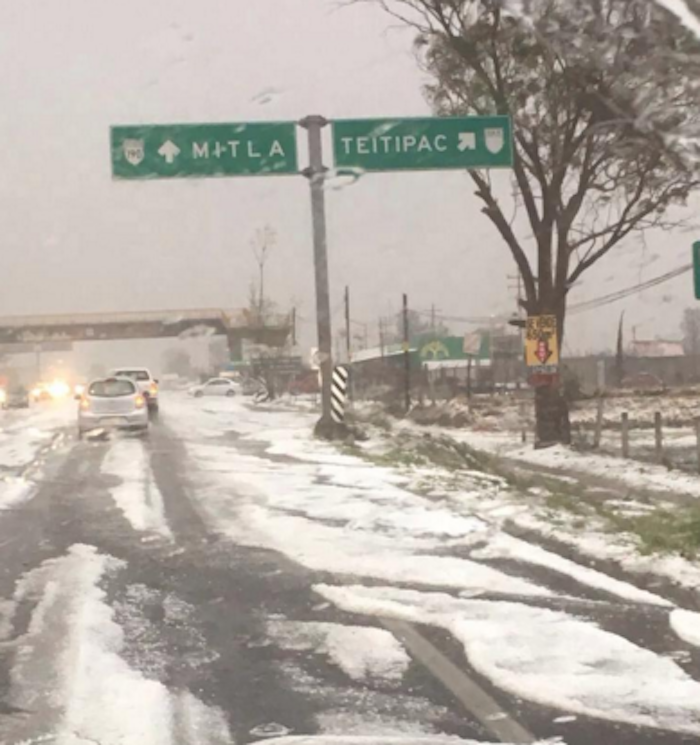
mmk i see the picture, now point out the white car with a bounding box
[78,377,149,436]
[110,367,159,413]
[190,378,242,398]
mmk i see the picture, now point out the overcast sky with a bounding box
[0,0,697,363]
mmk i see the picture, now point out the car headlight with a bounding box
[0,390,6,403]
[48,381,70,399]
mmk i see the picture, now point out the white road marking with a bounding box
[382,619,535,744]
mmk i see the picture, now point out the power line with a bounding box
[298,263,690,331]
[413,308,509,324]
[568,263,691,314]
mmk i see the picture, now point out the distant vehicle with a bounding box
[1,385,30,409]
[31,383,53,403]
[47,380,71,400]
[190,378,242,398]
[110,368,159,413]
[78,378,148,437]
[30,379,71,402]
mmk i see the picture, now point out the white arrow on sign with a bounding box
[458,132,476,152]
[158,140,181,164]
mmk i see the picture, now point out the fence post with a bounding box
[467,358,473,400]
[621,412,629,458]
[695,418,700,474]
[593,396,604,449]
[654,411,663,464]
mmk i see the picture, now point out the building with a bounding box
[629,339,685,358]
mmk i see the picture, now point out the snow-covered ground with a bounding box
[396,389,700,435]
[0,543,232,745]
[570,393,700,427]
[317,584,700,736]
[102,438,173,539]
[671,610,700,648]
[389,426,700,604]
[408,419,700,499]
[0,400,75,514]
[0,400,74,469]
[162,393,700,738]
[267,620,411,684]
[400,391,700,473]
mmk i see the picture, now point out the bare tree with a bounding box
[365,0,700,444]
[250,225,277,324]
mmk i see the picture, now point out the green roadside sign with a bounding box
[332,115,513,172]
[110,122,298,179]
[694,241,700,299]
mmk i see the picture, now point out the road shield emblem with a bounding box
[123,139,145,166]
[484,128,504,154]
[420,340,449,360]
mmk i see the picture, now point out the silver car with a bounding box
[78,377,149,436]
[190,378,242,398]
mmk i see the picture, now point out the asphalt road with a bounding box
[0,400,698,745]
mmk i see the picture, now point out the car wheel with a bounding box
[226,389,236,398]
[194,390,204,398]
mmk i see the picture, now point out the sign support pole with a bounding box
[344,285,355,406]
[403,293,411,412]
[300,115,334,433]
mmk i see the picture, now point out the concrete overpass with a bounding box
[0,308,291,360]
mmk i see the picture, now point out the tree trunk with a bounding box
[534,384,571,447]
[533,301,571,448]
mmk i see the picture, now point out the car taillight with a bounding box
[149,382,158,395]
[135,395,145,409]
[80,397,90,410]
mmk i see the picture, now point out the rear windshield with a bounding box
[89,379,136,397]
[114,370,150,381]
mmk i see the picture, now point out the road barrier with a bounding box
[331,366,349,424]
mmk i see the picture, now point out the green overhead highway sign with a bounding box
[111,122,298,179]
[332,116,513,172]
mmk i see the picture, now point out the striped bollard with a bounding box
[331,365,349,424]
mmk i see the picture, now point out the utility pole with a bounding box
[379,319,386,359]
[299,115,333,432]
[291,307,297,347]
[431,304,436,334]
[251,225,275,325]
[403,293,411,412]
[508,272,526,384]
[345,286,355,404]
[508,273,524,312]
[344,286,351,364]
